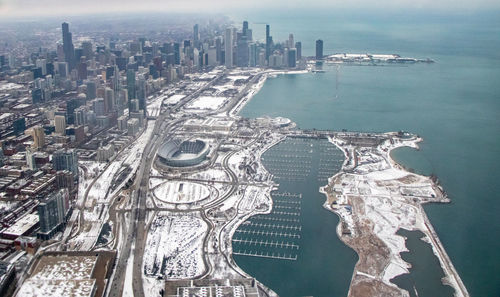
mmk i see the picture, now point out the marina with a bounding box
[234,137,355,297]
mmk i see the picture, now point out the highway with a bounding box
[102,70,268,296]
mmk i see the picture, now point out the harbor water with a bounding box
[233,138,357,297]
[237,10,500,297]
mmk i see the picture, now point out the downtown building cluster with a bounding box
[223,21,305,68]
[0,18,322,296]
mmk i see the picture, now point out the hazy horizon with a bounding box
[1,0,500,19]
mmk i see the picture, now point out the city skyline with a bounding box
[1,0,499,18]
[0,6,497,297]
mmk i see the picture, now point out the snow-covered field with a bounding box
[152,181,210,204]
[323,134,466,297]
[186,96,228,110]
[143,213,208,279]
[186,168,229,182]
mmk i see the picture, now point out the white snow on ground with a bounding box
[87,120,155,204]
[143,213,208,279]
[226,75,250,81]
[187,168,229,182]
[229,73,268,116]
[68,221,103,251]
[68,121,156,251]
[363,195,418,282]
[238,186,269,212]
[87,162,122,203]
[163,94,185,105]
[324,134,466,297]
[149,177,164,189]
[147,95,163,117]
[142,276,165,297]
[186,96,227,110]
[122,241,135,297]
[152,181,210,204]
[77,161,106,207]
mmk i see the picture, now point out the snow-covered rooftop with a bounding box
[16,279,96,297]
[186,96,227,110]
[17,254,98,297]
[1,214,38,237]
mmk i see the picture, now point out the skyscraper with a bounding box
[288,34,294,49]
[57,62,68,78]
[77,58,87,80]
[54,115,66,135]
[249,43,257,67]
[37,189,70,240]
[26,148,37,170]
[243,21,249,36]
[93,98,106,116]
[288,48,297,68]
[105,87,115,112]
[215,37,222,63]
[136,76,147,116]
[52,149,78,178]
[236,40,249,67]
[225,28,233,68]
[31,126,46,149]
[127,69,136,106]
[265,24,271,62]
[316,39,324,60]
[86,80,96,100]
[236,22,250,67]
[81,41,93,60]
[61,22,75,70]
[173,43,180,64]
[66,98,79,125]
[193,24,199,49]
[295,42,302,60]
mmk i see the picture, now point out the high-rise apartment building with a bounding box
[316,39,324,60]
[295,42,302,60]
[105,87,115,112]
[54,115,66,135]
[225,28,233,68]
[265,25,271,62]
[193,24,199,49]
[127,69,136,110]
[31,126,46,149]
[52,149,78,178]
[37,189,70,240]
[288,48,297,68]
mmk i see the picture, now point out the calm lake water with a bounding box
[236,10,500,297]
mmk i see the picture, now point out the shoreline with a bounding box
[229,68,468,297]
[319,132,469,297]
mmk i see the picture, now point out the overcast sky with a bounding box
[1,0,499,18]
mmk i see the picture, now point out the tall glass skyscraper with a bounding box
[316,39,324,60]
[225,28,233,68]
[61,22,75,70]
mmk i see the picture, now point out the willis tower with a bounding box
[62,22,75,70]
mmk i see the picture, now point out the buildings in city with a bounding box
[37,189,70,240]
[316,39,324,60]
[0,17,319,296]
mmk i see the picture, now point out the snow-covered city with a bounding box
[0,12,475,297]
